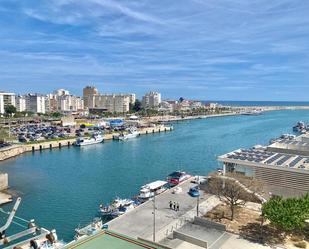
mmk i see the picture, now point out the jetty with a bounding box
[107,178,220,242]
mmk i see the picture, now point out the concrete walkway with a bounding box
[107,178,220,242]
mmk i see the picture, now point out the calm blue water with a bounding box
[205,100,309,106]
[1,109,309,241]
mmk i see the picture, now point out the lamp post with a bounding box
[152,194,156,242]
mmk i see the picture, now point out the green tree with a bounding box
[132,99,142,112]
[262,194,309,232]
[4,105,16,116]
[50,112,62,118]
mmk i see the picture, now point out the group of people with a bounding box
[169,201,180,211]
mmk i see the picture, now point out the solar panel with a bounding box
[276,155,292,165]
[289,156,304,167]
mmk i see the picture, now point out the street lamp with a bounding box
[152,194,156,242]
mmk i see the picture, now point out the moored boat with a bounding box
[167,171,191,186]
[75,133,104,146]
[99,197,138,218]
[74,218,102,241]
[138,180,168,202]
[113,127,139,140]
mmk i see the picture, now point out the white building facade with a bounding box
[15,95,26,112]
[0,92,16,114]
[90,94,135,113]
[142,91,161,109]
[25,94,46,114]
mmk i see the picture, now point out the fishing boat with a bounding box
[293,121,306,133]
[138,180,168,202]
[99,198,137,217]
[110,200,136,217]
[74,218,102,241]
[114,127,139,140]
[75,133,103,146]
[167,171,191,186]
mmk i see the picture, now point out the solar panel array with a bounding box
[226,149,275,163]
[225,149,309,170]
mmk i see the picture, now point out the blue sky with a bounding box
[0,0,308,100]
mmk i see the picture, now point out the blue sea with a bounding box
[1,109,309,242]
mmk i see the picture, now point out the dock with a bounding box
[107,178,220,242]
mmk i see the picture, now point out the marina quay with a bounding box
[218,134,309,197]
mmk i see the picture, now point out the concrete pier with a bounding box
[107,178,220,242]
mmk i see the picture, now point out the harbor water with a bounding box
[1,109,309,241]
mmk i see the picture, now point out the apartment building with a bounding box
[0,91,16,114]
[142,91,161,109]
[25,94,46,114]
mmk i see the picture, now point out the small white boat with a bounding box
[114,127,140,140]
[74,218,102,241]
[75,133,103,146]
[99,198,137,217]
[138,180,168,202]
[110,201,136,217]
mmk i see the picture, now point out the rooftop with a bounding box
[63,230,162,249]
[219,148,309,171]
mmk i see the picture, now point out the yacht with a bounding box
[138,180,168,202]
[75,133,103,146]
[114,127,140,140]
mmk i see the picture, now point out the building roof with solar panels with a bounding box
[218,147,309,171]
[218,134,309,197]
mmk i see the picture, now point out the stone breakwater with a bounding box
[0,126,173,162]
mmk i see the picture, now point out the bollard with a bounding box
[50,144,52,149]
[59,143,61,148]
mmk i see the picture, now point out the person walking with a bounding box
[169,201,173,209]
[176,202,180,212]
[173,202,176,211]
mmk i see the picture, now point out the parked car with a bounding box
[188,186,200,197]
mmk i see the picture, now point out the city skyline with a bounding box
[0,1,309,101]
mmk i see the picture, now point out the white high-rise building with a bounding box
[0,91,16,114]
[15,95,26,112]
[91,94,135,113]
[46,89,84,113]
[25,94,46,114]
[142,91,161,109]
